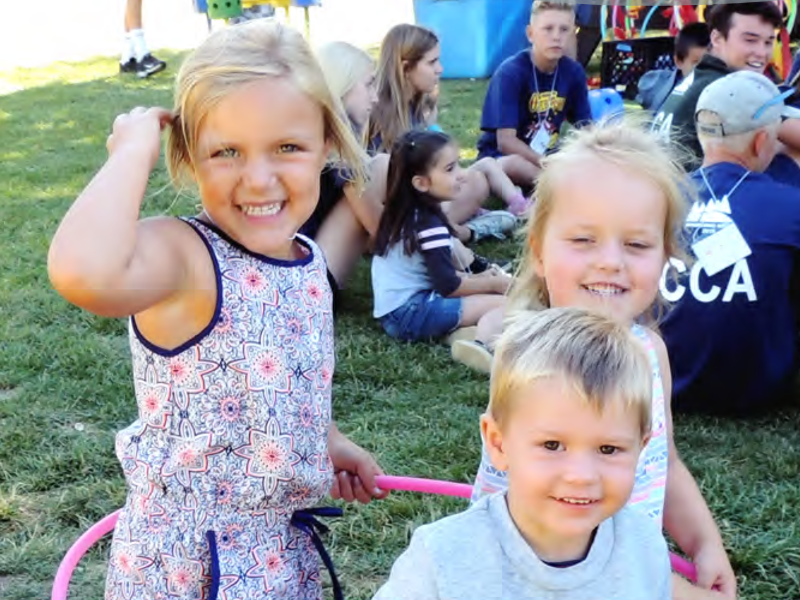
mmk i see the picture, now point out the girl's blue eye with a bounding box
[214,148,238,159]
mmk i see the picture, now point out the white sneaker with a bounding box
[445,326,477,346]
[466,210,518,243]
[451,340,494,374]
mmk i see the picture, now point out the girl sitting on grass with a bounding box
[372,129,512,346]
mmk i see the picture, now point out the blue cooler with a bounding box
[414,0,531,79]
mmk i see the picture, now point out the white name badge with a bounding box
[691,223,751,276]
[529,126,551,155]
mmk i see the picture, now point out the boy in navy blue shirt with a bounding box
[476,1,591,188]
[659,71,800,416]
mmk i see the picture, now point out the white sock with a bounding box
[129,29,149,61]
[121,32,135,64]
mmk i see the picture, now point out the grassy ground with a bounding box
[1,53,799,600]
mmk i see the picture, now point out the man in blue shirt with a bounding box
[476,1,591,189]
[659,71,800,416]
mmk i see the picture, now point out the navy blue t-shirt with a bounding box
[765,153,800,189]
[659,162,800,416]
[476,50,591,159]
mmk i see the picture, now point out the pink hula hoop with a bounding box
[52,509,120,600]
[52,477,697,598]
[375,475,698,583]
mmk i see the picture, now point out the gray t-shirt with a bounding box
[373,492,671,600]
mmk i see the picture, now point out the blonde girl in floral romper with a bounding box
[48,20,386,600]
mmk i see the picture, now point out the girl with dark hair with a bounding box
[372,130,512,344]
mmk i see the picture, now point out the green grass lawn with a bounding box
[1,53,799,600]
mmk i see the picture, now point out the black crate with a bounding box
[600,36,676,100]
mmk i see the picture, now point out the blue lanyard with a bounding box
[532,59,559,120]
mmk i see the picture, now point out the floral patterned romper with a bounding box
[105,218,335,600]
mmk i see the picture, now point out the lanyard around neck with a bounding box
[532,58,559,119]
[699,167,749,204]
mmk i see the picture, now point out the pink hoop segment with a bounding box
[375,475,698,583]
[669,552,698,583]
[52,509,121,600]
[52,476,698,598]
[375,475,472,499]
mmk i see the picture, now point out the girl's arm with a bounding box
[448,270,513,298]
[48,107,194,318]
[650,332,737,599]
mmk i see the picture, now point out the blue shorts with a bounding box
[379,291,462,342]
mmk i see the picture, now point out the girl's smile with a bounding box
[533,158,667,324]
[194,78,329,259]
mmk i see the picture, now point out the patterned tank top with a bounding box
[106,218,335,600]
[471,323,670,527]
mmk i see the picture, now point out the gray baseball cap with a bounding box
[695,71,800,137]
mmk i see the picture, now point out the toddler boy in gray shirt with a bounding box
[374,308,671,599]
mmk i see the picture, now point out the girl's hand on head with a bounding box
[106,107,174,171]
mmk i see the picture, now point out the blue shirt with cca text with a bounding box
[659,162,800,415]
[477,50,591,159]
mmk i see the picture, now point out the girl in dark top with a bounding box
[371,130,512,344]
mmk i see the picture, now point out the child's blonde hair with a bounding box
[367,23,439,152]
[489,307,653,439]
[315,41,374,123]
[166,20,367,193]
[531,1,575,20]
[510,117,692,320]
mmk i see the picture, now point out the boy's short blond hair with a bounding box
[531,1,575,20]
[489,308,652,439]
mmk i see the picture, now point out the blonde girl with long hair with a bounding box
[49,21,386,600]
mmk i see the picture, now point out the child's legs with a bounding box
[314,201,369,288]
[460,295,506,331]
[124,0,143,31]
[497,155,541,189]
[474,304,505,348]
[469,157,518,203]
[379,291,462,341]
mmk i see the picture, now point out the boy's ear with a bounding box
[411,174,430,193]
[709,29,725,51]
[481,413,510,472]
[526,23,535,45]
